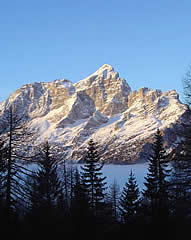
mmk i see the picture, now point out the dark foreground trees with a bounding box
[143,129,171,223]
[28,141,64,229]
[81,139,107,215]
[0,106,36,226]
[107,179,120,221]
[0,121,191,235]
[170,122,191,223]
[119,170,140,224]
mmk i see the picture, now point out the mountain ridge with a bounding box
[0,64,189,163]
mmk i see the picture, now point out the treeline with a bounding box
[1,107,191,236]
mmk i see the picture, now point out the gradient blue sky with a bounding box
[0,0,191,102]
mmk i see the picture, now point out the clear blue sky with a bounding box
[0,0,191,102]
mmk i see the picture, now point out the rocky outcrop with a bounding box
[75,64,131,116]
[56,92,96,128]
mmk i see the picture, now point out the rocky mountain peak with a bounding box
[92,64,114,78]
[95,63,114,72]
[75,64,131,116]
[75,64,121,89]
[0,65,189,163]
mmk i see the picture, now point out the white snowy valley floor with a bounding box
[71,162,149,191]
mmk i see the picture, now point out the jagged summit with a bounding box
[74,64,131,116]
[76,64,119,88]
[0,65,189,163]
[93,64,114,75]
[100,63,113,69]
[86,64,114,77]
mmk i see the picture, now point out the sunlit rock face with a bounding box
[0,64,189,163]
[74,64,131,116]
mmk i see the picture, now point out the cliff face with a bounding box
[74,64,131,116]
[0,64,189,163]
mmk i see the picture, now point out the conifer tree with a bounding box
[61,159,70,209]
[0,140,7,200]
[177,124,191,190]
[81,139,107,215]
[170,123,191,220]
[107,179,120,220]
[143,129,171,222]
[0,106,35,224]
[119,170,140,224]
[70,168,89,229]
[0,139,8,221]
[30,141,63,227]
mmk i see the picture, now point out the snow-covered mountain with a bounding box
[0,64,189,163]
